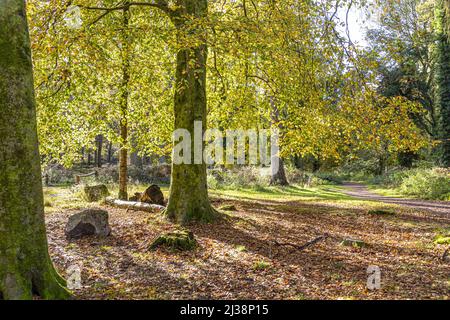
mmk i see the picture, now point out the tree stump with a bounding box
[150,230,197,251]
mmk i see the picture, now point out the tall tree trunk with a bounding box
[312,157,321,173]
[269,97,289,186]
[107,141,113,164]
[118,4,130,200]
[270,157,289,186]
[435,0,450,167]
[95,134,103,168]
[87,151,92,166]
[164,0,219,224]
[0,0,69,299]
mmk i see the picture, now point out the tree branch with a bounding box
[78,0,171,14]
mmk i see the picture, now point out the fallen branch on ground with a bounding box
[105,197,165,213]
[274,233,330,251]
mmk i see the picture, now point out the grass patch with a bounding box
[253,260,271,271]
[235,245,247,252]
[211,185,352,202]
[434,229,450,245]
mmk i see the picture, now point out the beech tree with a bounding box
[0,0,69,299]
[434,0,450,166]
[73,0,218,223]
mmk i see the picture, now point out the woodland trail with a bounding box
[342,183,450,216]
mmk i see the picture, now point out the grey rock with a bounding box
[83,184,109,202]
[65,209,111,240]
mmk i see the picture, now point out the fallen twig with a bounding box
[274,233,330,251]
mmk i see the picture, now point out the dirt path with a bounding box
[342,183,450,215]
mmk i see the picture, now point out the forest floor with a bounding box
[44,185,450,300]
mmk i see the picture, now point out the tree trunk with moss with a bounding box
[118,5,130,200]
[269,97,289,186]
[164,0,218,224]
[435,0,450,167]
[0,0,70,300]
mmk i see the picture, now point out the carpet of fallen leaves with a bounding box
[46,196,450,300]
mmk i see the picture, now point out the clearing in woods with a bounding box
[44,185,450,300]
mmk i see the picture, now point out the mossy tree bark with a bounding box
[269,98,289,186]
[435,0,450,167]
[118,4,131,200]
[0,0,70,300]
[164,0,219,224]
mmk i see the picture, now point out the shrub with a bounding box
[208,167,270,189]
[285,167,331,187]
[399,168,450,200]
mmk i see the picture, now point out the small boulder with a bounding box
[65,209,111,240]
[140,185,165,206]
[150,230,197,251]
[83,184,109,202]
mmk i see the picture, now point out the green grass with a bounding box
[43,186,92,213]
[253,260,271,271]
[366,185,409,198]
[43,184,170,214]
[210,185,353,202]
[44,182,400,215]
[434,228,450,245]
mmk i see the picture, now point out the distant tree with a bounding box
[0,0,69,299]
[434,0,450,166]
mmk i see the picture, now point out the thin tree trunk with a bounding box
[107,141,113,164]
[271,157,289,186]
[87,151,92,166]
[95,134,103,168]
[435,0,450,167]
[0,0,69,299]
[164,0,219,224]
[312,157,321,173]
[269,97,289,186]
[118,4,130,200]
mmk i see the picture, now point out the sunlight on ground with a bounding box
[43,182,450,300]
[44,183,403,215]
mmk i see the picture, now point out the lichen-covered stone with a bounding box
[83,184,109,202]
[65,209,111,239]
[150,230,197,251]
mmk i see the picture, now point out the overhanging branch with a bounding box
[78,0,171,15]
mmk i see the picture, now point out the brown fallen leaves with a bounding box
[45,197,450,300]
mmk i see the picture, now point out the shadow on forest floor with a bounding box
[44,184,450,300]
